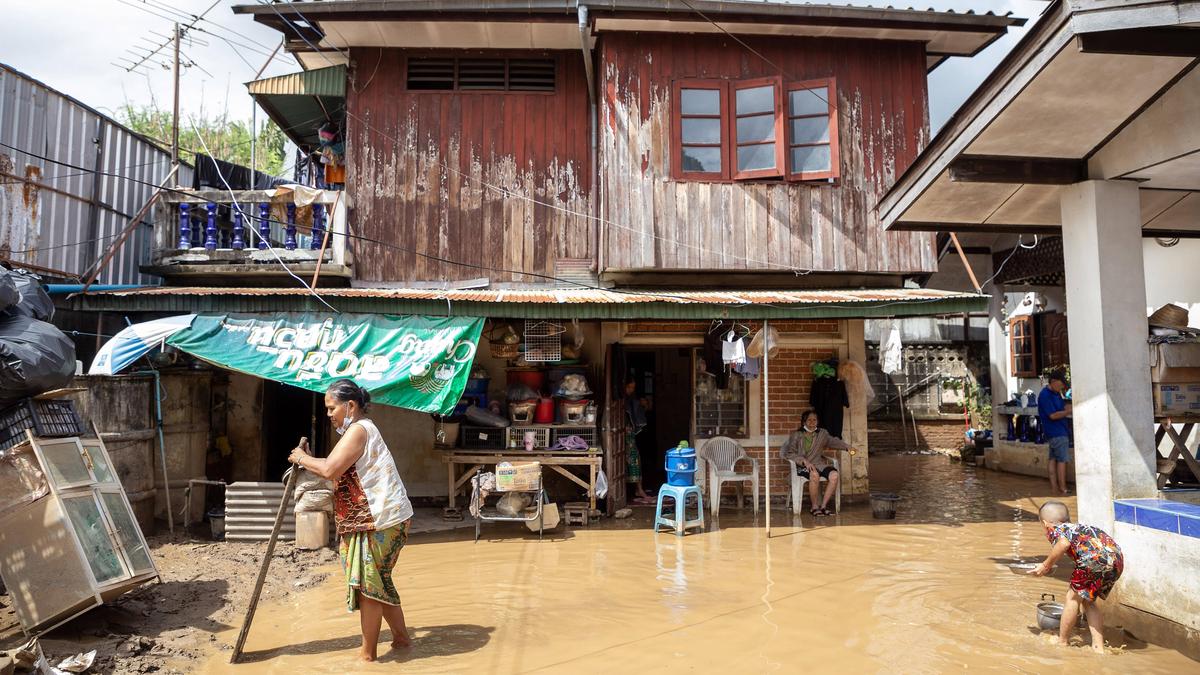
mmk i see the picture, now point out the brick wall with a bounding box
[868,419,965,453]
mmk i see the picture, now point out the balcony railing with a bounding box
[148,189,350,280]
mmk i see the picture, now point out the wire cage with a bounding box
[523,320,564,363]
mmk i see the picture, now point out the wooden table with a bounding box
[441,449,602,511]
[1155,418,1200,488]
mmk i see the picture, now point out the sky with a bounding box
[0,0,1050,132]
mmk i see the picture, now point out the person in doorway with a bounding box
[1029,501,1123,654]
[780,410,853,516]
[288,379,414,662]
[1038,369,1073,495]
[624,377,653,504]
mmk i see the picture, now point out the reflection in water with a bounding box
[205,456,1194,673]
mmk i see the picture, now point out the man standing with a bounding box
[1038,369,1073,495]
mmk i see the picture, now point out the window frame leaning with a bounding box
[670,76,840,183]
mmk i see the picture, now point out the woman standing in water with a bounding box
[288,379,414,662]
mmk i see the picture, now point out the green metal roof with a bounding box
[75,287,988,319]
[247,65,346,150]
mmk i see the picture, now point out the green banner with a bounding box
[167,313,485,415]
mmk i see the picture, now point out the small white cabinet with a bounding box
[0,433,158,634]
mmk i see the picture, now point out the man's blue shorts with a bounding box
[1048,436,1071,463]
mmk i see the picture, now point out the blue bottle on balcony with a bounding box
[1005,416,1016,442]
[177,203,190,249]
[204,203,218,251]
[257,203,270,250]
[232,210,245,250]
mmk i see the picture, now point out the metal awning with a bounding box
[878,0,1200,238]
[247,65,346,150]
[75,286,987,319]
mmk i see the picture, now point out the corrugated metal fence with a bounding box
[0,64,192,284]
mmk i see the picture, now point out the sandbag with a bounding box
[0,270,18,314]
[0,314,76,405]
[295,489,333,513]
[0,269,53,322]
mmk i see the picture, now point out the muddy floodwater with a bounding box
[206,455,1196,673]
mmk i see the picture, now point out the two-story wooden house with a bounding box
[83,2,1018,511]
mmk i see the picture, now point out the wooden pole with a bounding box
[230,454,303,663]
[949,232,983,294]
[763,319,771,537]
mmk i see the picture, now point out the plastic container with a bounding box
[870,493,901,519]
[207,508,226,540]
[665,444,697,487]
[464,377,490,396]
[507,369,546,394]
[534,398,555,424]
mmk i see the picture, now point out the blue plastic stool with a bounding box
[654,484,705,536]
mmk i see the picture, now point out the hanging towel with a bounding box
[722,332,746,365]
[734,339,760,379]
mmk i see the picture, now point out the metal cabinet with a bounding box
[0,434,158,634]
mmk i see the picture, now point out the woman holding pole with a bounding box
[288,379,414,662]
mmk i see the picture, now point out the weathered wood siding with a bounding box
[600,34,936,274]
[346,48,593,282]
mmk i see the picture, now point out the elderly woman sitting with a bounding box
[780,409,851,516]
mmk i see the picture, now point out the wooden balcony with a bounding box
[145,189,351,285]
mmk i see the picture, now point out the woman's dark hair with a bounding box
[327,379,371,413]
[799,409,819,429]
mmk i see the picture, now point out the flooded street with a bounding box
[205,455,1196,673]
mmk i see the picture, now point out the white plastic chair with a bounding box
[698,437,760,517]
[787,456,841,515]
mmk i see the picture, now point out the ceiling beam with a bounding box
[1078,28,1200,59]
[948,155,1087,185]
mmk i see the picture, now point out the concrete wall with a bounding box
[1144,239,1200,327]
[1112,522,1200,659]
[225,372,265,483]
[371,407,443,498]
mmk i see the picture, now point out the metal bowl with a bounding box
[1036,594,1087,631]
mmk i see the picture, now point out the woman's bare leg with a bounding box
[807,476,821,510]
[358,594,383,661]
[822,472,840,512]
[383,602,411,648]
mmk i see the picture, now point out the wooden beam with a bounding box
[1079,28,1200,58]
[949,232,983,294]
[948,155,1087,185]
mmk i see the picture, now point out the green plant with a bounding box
[965,378,992,431]
[1041,363,1071,384]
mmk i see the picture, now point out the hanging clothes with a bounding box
[733,338,760,380]
[703,322,729,389]
[810,374,849,439]
[880,319,904,375]
[721,330,746,366]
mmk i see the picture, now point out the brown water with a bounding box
[204,455,1196,674]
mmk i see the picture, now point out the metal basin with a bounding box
[1036,594,1086,631]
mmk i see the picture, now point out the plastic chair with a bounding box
[698,437,760,517]
[787,457,841,515]
[654,484,704,536]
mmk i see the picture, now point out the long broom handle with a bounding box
[230,448,303,663]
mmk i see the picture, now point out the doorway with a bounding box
[262,381,324,481]
[624,348,693,493]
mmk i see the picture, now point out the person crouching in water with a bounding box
[289,379,414,662]
[1029,501,1123,653]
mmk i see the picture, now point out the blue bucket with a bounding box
[665,446,697,487]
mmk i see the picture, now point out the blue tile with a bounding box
[1113,501,1137,524]
[1180,515,1200,539]
[1147,501,1200,517]
[1135,507,1180,534]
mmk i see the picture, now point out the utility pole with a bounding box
[250,42,282,185]
[171,22,181,187]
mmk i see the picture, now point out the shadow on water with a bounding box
[235,623,495,664]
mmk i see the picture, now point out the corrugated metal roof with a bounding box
[247,65,346,98]
[78,286,987,319]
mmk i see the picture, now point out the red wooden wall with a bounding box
[599,33,937,275]
[345,48,593,282]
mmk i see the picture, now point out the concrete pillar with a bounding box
[988,285,1010,435]
[845,319,869,496]
[1059,180,1157,529]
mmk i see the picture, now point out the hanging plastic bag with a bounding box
[595,469,609,499]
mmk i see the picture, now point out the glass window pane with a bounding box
[681,146,722,173]
[85,444,116,484]
[681,88,720,115]
[737,143,778,172]
[736,114,775,143]
[791,145,832,173]
[101,492,154,574]
[790,116,830,145]
[790,88,828,116]
[62,494,125,585]
[681,118,721,144]
[40,439,91,488]
[735,85,775,115]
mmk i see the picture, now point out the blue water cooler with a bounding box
[665,443,697,487]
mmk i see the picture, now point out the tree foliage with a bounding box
[117,104,287,177]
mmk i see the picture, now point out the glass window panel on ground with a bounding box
[101,491,154,574]
[62,493,125,585]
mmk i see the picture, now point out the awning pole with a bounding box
[764,319,771,537]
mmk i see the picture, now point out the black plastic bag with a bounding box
[0,269,54,321]
[0,314,76,405]
[0,269,18,313]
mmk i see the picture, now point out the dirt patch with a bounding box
[0,534,339,674]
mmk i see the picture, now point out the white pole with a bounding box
[764,319,771,537]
